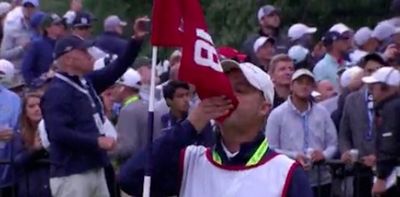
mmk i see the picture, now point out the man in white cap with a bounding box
[371,22,396,52]
[266,68,337,197]
[288,23,317,50]
[95,15,128,56]
[349,27,376,63]
[119,61,313,197]
[288,45,314,70]
[0,59,21,195]
[113,68,162,164]
[253,36,276,71]
[329,23,354,57]
[242,5,287,65]
[362,67,400,196]
[313,31,352,89]
[339,55,386,197]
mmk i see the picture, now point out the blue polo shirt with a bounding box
[0,85,21,187]
[313,54,345,89]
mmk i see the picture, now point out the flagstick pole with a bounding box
[143,46,158,197]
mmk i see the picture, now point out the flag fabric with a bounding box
[150,0,183,47]
[151,0,239,121]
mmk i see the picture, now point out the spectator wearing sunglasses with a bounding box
[313,24,354,90]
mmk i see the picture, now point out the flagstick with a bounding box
[143,46,158,197]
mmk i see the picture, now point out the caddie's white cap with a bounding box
[253,36,275,53]
[221,60,275,103]
[288,23,317,41]
[329,23,352,34]
[117,68,142,89]
[340,66,363,88]
[354,27,373,46]
[0,59,15,85]
[362,67,400,87]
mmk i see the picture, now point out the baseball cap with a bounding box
[340,66,363,88]
[0,2,11,16]
[104,15,127,31]
[117,68,142,89]
[353,27,373,46]
[41,13,65,29]
[257,5,279,21]
[253,36,275,53]
[288,45,310,64]
[291,68,315,82]
[329,23,352,35]
[362,67,400,86]
[22,0,39,7]
[288,23,317,41]
[54,35,93,59]
[0,59,15,84]
[372,22,396,41]
[72,11,94,28]
[221,60,275,103]
[30,11,45,30]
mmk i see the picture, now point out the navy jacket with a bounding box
[21,36,56,85]
[375,94,400,179]
[95,32,128,56]
[119,120,313,197]
[41,38,142,178]
[13,133,51,197]
[161,112,215,147]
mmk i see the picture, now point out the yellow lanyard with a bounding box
[212,138,269,166]
[123,95,139,107]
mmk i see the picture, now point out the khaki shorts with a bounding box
[50,168,110,197]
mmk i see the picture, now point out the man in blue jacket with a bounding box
[95,15,128,56]
[41,17,148,197]
[119,60,313,197]
[21,13,65,86]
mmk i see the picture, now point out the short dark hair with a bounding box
[163,80,190,101]
[358,53,388,68]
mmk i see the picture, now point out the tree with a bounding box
[40,0,393,55]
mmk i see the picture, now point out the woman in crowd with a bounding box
[14,91,51,197]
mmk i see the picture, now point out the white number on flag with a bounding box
[194,29,223,73]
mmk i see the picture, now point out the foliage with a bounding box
[39,0,394,57]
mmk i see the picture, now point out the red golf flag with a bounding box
[151,0,183,47]
[179,0,238,121]
[151,0,238,121]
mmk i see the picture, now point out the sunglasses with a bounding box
[340,36,351,40]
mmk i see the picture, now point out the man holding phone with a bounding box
[41,17,148,197]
